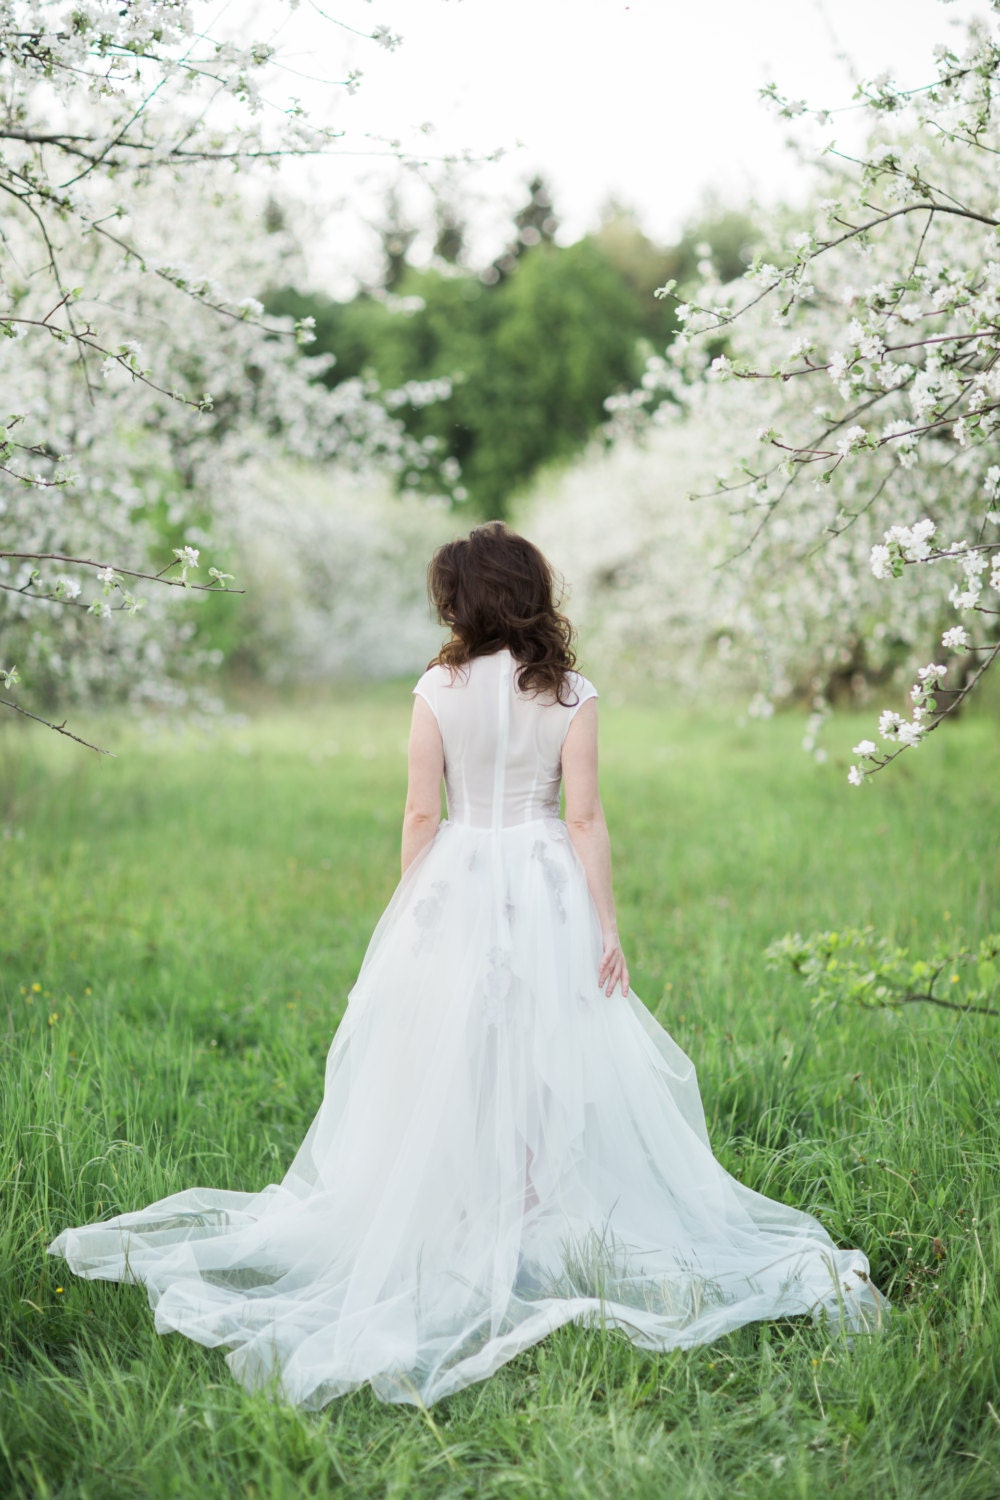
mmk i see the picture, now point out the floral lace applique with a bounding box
[532,840,568,921]
[483,945,513,1025]
[412,881,449,951]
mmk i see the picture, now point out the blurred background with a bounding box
[3,0,997,728]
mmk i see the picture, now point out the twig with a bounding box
[888,991,999,1018]
[866,638,1000,779]
[0,553,243,595]
[0,697,114,756]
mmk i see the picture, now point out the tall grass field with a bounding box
[1,691,998,1499]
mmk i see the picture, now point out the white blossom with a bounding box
[652,18,1000,780]
[870,544,893,579]
[896,720,925,747]
[0,1,444,727]
[372,25,403,50]
[836,425,869,457]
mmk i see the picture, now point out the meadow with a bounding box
[1,689,998,1500]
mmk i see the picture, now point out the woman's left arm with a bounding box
[401,695,444,874]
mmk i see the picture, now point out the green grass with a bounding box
[1,691,998,1500]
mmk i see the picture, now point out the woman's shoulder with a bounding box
[515,665,598,712]
[414,661,450,687]
[566,669,599,709]
[413,660,468,706]
[413,662,449,696]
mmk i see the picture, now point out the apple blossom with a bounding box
[0,0,452,745]
[632,13,1000,780]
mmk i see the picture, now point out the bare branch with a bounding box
[0,696,115,755]
[877,990,998,1018]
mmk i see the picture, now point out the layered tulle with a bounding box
[49,816,884,1408]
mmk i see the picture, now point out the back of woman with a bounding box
[414,649,596,829]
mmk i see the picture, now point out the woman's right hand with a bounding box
[599,931,630,998]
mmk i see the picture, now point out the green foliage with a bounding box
[594,202,759,344]
[1,698,998,1497]
[266,196,764,519]
[766,927,1000,1017]
[270,239,645,517]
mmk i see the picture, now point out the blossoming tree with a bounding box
[645,6,1000,782]
[0,0,427,749]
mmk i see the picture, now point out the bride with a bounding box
[49,521,885,1408]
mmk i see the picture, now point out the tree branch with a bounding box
[865,637,1000,778]
[883,990,998,1017]
[0,696,114,756]
[0,553,244,595]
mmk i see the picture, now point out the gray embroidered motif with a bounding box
[483,945,513,1025]
[413,881,449,950]
[531,840,568,920]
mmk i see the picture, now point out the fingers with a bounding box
[598,945,630,998]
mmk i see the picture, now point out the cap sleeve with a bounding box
[412,666,444,725]
[566,672,598,721]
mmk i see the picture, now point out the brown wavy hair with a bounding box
[427,522,579,703]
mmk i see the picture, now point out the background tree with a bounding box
[0,0,420,747]
[485,173,560,285]
[372,187,421,293]
[268,185,758,520]
[594,200,757,346]
[645,9,1000,780]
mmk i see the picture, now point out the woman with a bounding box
[49,522,884,1408]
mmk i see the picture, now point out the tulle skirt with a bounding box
[48,817,885,1407]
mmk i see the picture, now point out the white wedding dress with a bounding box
[49,650,884,1407]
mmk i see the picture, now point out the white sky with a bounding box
[248,0,995,287]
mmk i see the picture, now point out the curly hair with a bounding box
[427,522,579,704]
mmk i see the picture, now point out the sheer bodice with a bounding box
[413,651,596,829]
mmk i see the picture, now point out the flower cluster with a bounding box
[0,1,452,736]
[519,409,752,697]
[869,519,937,580]
[636,14,1000,781]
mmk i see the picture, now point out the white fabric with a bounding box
[413,655,597,828]
[49,649,885,1408]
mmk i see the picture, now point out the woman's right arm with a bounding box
[401,696,444,875]
[561,698,630,998]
